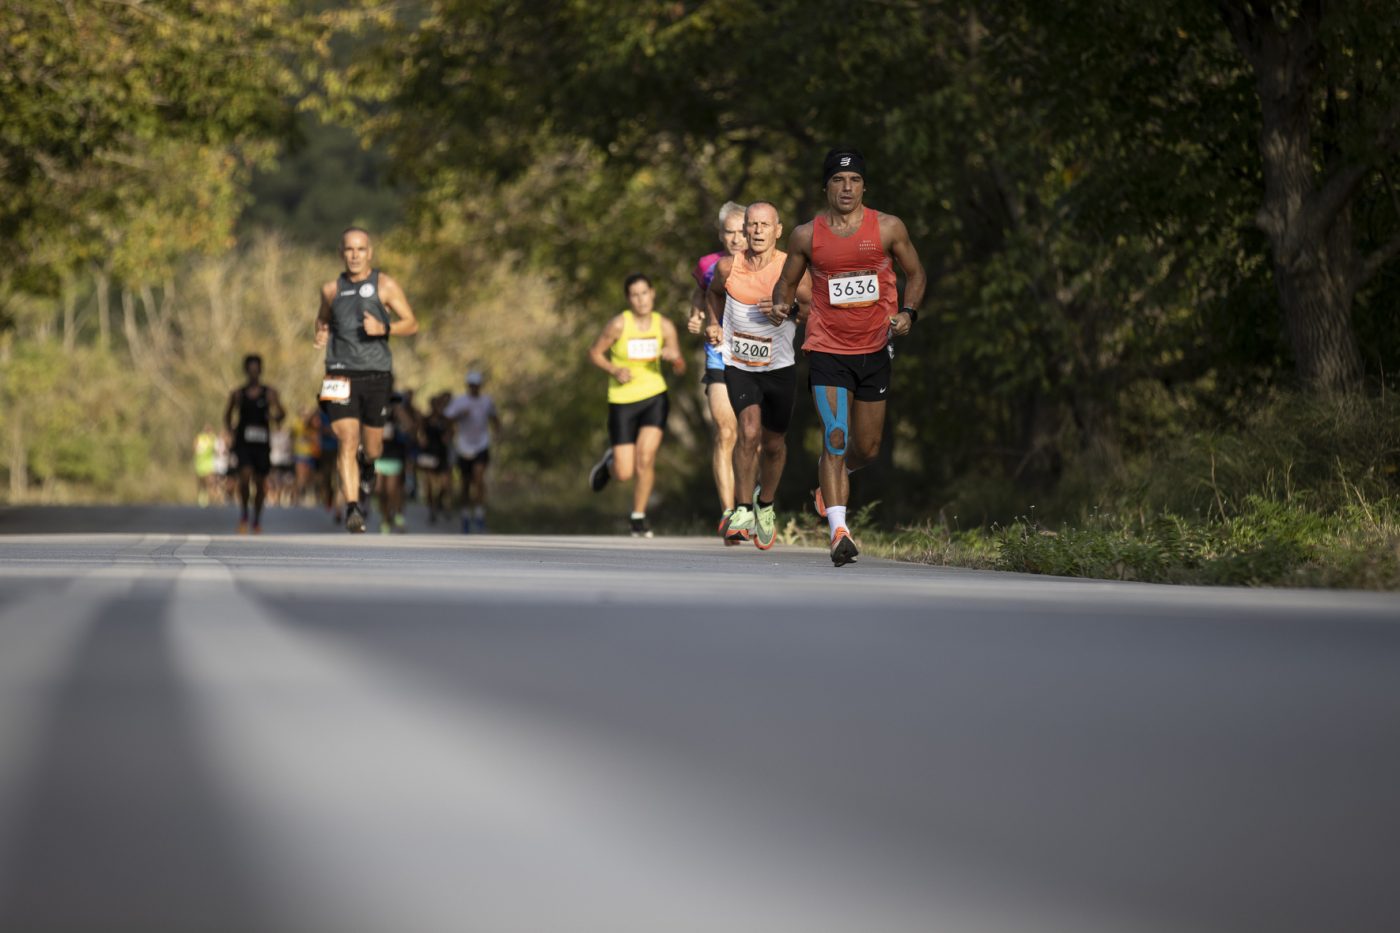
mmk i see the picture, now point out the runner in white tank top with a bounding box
[704,201,812,550]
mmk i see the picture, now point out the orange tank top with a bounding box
[804,207,898,355]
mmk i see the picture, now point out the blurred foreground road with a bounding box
[0,506,1397,933]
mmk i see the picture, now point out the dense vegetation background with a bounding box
[3,1,1397,582]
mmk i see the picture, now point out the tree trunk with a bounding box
[9,417,26,501]
[1220,0,1364,393]
[61,270,77,353]
[94,266,112,349]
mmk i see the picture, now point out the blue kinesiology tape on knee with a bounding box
[815,388,848,456]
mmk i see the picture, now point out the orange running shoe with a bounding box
[237,519,249,535]
[829,526,858,567]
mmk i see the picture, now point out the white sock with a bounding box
[827,506,848,539]
[630,511,646,521]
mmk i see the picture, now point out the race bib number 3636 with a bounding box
[827,272,879,307]
[319,376,351,403]
[626,337,659,361]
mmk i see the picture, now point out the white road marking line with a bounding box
[0,573,130,884]
[163,556,1074,933]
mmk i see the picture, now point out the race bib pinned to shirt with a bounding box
[319,376,351,403]
[242,425,269,444]
[730,332,774,367]
[626,337,659,361]
[827,271,879,308]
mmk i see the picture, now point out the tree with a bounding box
[1217,0,1400,392]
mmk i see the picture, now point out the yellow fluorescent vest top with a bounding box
[608,310,668,404]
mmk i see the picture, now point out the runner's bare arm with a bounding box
[704,256,732,345]
[661,317,687,376]
[771,222,813,313]
[223,390,238,433]
[314,282,334,348]
[268,387,286,425]
[882,215,926,338]
[588,315,629,382]
[687,284,707,335]
[370,274,419,337]
[794,270,815,324]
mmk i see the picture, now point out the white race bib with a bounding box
[626,337,659,361]
[827,272,880,307]
[319,376,351,402]
[242,425,269,444]
[416,454,440,470]
[730,332,774,367]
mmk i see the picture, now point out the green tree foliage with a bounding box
[0,0,340,292]
[350,0,1400,523]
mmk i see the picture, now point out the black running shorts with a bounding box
[607,392,669,446]
[725,365,798,433]
[702,367,726,387]
[807,350,891,402]
[456,449,491,479]
[321,370,392,428]
[235,442,272,477]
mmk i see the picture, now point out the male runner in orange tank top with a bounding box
[771,148,927,566]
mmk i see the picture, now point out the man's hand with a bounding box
[686,307,704,335]
[889,310,914,338]
[704,323,723,346]
[758,298,789,326]
[314,320,329,349]
[668,353,688,376]
[363,312,388,337]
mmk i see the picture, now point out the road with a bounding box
[0,506,1397,933]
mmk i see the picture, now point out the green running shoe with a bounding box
[721,505,753,544]
[753,502,778,550]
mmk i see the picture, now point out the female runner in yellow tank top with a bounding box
[586,273,687,537]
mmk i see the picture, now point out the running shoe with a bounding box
[589,449,614,492]
[237,519,249,535]
[251,524,262,536]
[830,526,859,567]
[380,520,392,535]
[474,517,487,534]
[395,513,408,533]
[753,502,778,551]
[811,486,827,518]
[345,503,366,534]
[629,515,653,539]
[721,505,754,544]
[718,508,734,534]
[461,516,472,534]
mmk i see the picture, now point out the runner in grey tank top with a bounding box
[314,226,420,533]
[326,269,393,373]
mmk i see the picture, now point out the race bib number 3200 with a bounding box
[319,376,351,403]
[827,272,879,307]
[730,333,773,367]
[626,337,659,361]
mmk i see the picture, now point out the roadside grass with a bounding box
[858,394,1400,590]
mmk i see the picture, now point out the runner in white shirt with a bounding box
[443,371,501,533]
[705,202,812,550]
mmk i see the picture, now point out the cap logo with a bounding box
[840,156,851,166]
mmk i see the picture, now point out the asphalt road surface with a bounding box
[0,506,1397,933]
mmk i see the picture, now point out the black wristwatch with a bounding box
[900,306,919,323]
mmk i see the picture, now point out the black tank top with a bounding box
[422,415,450,459]
[237,386,270,445]
[381,406,408,459]
[326,269,393,373]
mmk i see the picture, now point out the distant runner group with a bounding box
[210,147,923,565]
